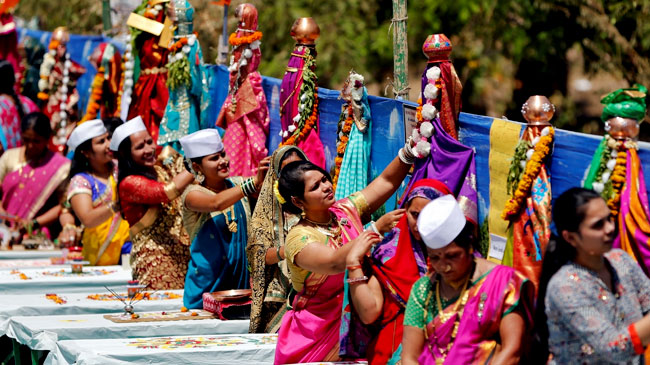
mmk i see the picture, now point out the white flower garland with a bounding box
[591,136,635,194]
[520,126,552,169]
[412,66,444,158]
[39,49,72,143]
[120,42,135,119]
[167,33,197,65]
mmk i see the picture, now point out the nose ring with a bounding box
[444,264,452,273]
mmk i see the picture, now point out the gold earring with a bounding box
[196,172,205,183]
[300,210,306,219]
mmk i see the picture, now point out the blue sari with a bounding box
[182,178,251,309]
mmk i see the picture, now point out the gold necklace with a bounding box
[205,184,237,233]
[304,214,341,238]
[424,277,470,365]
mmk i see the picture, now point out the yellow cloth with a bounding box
[79,175,130,266]
[488,119,523,265]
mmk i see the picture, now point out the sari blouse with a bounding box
[284,192,370,293]
[546,249,650,364]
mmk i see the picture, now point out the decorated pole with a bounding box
[391,0,408,100]
[212,0,232,64]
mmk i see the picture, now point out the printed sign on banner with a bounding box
[403,104,418,143]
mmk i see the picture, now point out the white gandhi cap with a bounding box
[417,194,466,249]
[179,128,224,159]
[110,116,147,151]
[66,119,107,152]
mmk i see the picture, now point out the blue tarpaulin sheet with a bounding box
[17,29,650,219]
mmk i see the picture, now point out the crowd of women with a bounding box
[1,10,650,365]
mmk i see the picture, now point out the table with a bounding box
[45,334,277,365]
[6,312,249,352]
[0,250,62,260]
[0,266,131,294]
[0,290,185,335]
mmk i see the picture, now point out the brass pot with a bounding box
[290,17,320,45]
[521,95,555,126]
[605,116,640,140]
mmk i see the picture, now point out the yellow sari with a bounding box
[67,172,130,265]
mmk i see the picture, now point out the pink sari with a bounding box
[216,63,269,177]
[1,148,70,221]
[275,197,364,364]
[420,265,533,364]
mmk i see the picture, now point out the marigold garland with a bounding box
[279,89,319,147]
[86,291,182,301]
[332,104,355,189]
[607,150,627,217]
[10,269,30,280]
[502,127,555,220]
[228,31,263,47]
[168,32,198,54]
[80,67,105,123]
[45,293,67,304]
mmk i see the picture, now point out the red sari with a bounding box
[118,149,189,290]
[339,179,452,364]
[128,33,169,144]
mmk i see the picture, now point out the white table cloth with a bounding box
[45,334,277,365]
[0,265,131,294]
[0,249,62,260]
[0,290,185,335]
[0,259,64,270]
[6,312,249,351]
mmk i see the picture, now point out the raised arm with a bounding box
[359,156,411,214]
[185,186,247,213]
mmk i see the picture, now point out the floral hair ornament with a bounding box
[273,181,286,205]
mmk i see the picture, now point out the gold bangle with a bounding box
[63,223,76,231]
[163,182,181,200]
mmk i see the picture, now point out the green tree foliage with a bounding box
[15,0,650,138]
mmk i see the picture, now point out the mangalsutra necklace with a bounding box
[205,184,237,233]
[423,261,475,365]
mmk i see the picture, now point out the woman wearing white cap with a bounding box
[113,116,195,290]
[400,195,534,365]
[178,129,270,309]
[65,119,131,265]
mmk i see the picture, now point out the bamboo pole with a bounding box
[391,0,409,100]
[102,0,112,35]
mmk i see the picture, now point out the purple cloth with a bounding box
[402,116,478,224]
[279,46,326,168]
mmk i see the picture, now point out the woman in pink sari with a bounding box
[274,138,416,363]
[0,112,70,239]
[401,196,534,365]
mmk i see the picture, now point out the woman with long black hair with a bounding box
[112,116,194,289]
[536,187,650,363]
